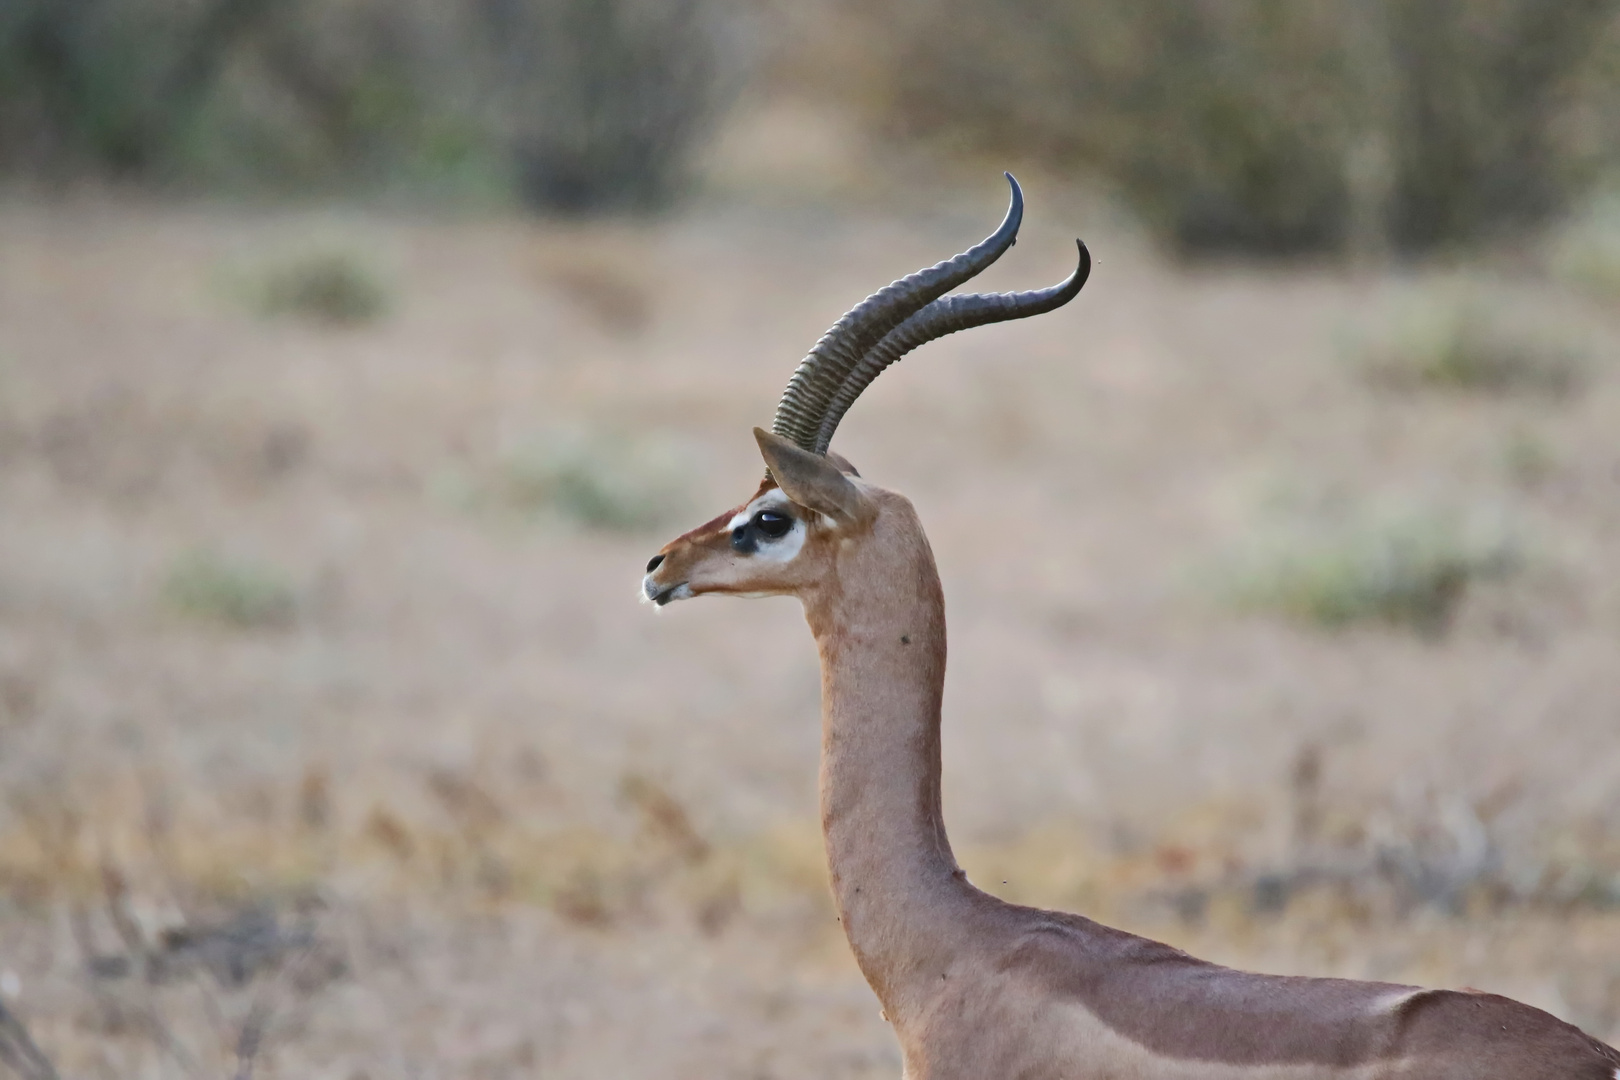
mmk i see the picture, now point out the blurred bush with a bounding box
[0,0,414,184]
[243,248,391,325]
[164,548,296,628]
[0,0,739,211]
[1221,506,1521,637]
[490,428,696,534]
[470,0,738,211]
[1548,191,1620,298]
[1354,281,1590,397]
[886,0,1620,255]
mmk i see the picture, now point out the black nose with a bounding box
[646,554,665,573]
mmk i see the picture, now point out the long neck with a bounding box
[801,508,977,1017]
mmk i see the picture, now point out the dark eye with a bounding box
[753,510,793,538]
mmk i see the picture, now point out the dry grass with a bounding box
[5,763,1618,1071]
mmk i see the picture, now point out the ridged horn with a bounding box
[810,239,1090,455]
[770,174,1024,451]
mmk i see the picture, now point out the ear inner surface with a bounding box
[753,428,867,523]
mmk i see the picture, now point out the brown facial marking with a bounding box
[668,479,776,547]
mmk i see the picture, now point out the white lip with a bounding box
[642,577,693,606]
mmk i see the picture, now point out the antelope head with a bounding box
[641,174,1089,608]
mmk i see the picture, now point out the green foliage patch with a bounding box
[491,429,696,534]
[1354,283,1591,398]
[164,548,297,628]
[1222,508,1521,637]
[1549,193,1620,301]
[245,249,391,325]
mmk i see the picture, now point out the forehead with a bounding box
[670,479,778,543]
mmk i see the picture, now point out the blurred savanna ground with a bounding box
[2,1,1620,1076]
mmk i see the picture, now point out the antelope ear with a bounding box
[754,428,872,524]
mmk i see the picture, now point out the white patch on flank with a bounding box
[731,490,807,564]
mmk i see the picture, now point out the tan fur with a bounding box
[644,452,1620,1079]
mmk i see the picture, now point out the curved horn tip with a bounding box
[1075,238,1092,279]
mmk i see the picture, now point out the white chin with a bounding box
[642,577,695,606]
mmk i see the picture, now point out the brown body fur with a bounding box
[644,434,1620,1079]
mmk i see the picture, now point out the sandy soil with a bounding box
[0,181,1617,1077]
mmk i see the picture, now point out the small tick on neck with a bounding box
[901,635,911,645]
